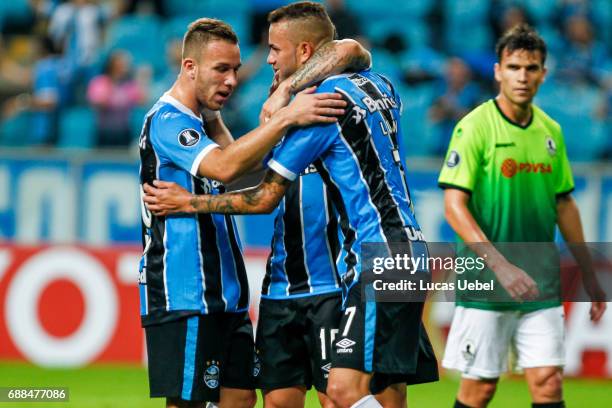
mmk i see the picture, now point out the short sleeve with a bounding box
[151,110,218,177]
[554,129,575,196]
[268,122,338,181]
[267,80,340,180]
[262,145,278,167]
[437,119,484,193]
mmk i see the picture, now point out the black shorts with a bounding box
[145,311,255,402]
[332,282,439,391]
[255,292,342,392]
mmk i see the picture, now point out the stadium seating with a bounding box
[0,111,30,147]
[369,49,403,84]
[129,107,149,142]
[57,107,96,149]
[346,0,434,19]
[0,0,31,31]
[536,80,605,161]
[0,0,610,155]
[163,0,251,17]
[234,67,271,130]
[162,16,195,43]
[398,83,439,157]
[105,15,166,74]
[522,0,558,24]
[444,0,492,52]
[593,0,612,46]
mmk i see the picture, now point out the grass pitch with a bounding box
[1,361,610,407]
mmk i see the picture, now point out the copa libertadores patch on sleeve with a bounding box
[178,129,200,147]
[446,150,460,168]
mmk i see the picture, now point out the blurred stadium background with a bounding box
[0,0,611,406]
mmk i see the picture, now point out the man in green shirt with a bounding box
[438,24,606,408]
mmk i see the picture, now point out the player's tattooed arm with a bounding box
[260,39,370,122]
[288,39,371,94]
[143,170,291,216]
[191,170,290,214]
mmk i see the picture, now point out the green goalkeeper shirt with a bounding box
[438,99,575,311]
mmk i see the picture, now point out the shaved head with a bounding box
[267,1,335,48]
[182,18,238,61]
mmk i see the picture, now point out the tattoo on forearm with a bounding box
[189,171,291,214]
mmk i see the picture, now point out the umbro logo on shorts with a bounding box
[336,338,356,353]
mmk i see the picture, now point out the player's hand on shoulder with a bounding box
[282,86,347,126]
[492,260,540,301]
[259,72,286,124]
[143,180,194,216]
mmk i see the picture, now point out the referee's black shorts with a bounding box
[145,311,256,402]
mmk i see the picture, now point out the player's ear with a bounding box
[493,62,501,83]
[183,57,197,80]
[540,66,548,84]
[298,42,315,64]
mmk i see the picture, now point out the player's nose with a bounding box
[225,71,238,88]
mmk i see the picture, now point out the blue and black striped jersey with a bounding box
[261,165,342,299]
[138,94,249,326]
[267,70,426,289]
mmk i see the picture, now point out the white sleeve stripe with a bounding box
[268,159,297,181]
[190,143,219,177]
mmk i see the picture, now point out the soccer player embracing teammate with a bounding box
[143,3,439,408]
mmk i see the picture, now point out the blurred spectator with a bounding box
[29,36,72,145]
[0,35,31,99]
[48,0,115,80]
[555,0,591,23]
[0,0,610,156]
[325,0,363,41]
[555,14,611,86]
[428,57,482,155]
[490,2,532,40]
[29,0,62,19]
[87,51,148,147]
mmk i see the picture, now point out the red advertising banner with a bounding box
[0,244,610,378]
[0,245,144,365]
